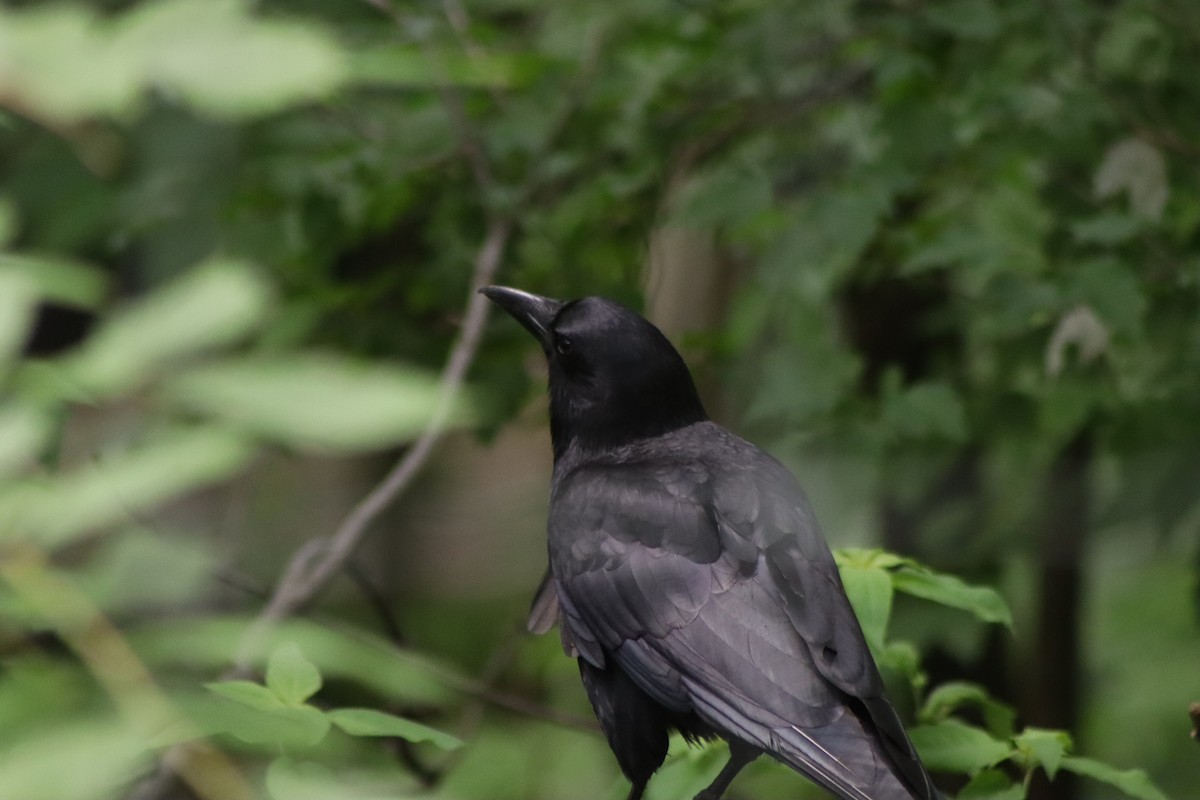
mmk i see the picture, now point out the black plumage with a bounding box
[482,286,938,800]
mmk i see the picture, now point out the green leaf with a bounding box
[1060,757,1170,800]
[924,0,1002,40]
[1095,9,1167,81]
[63,260,271,398]
[265,757,410,800]
[891,564,1013,628]
[349,46,530,89]
[958,768,1026,800]
[80,529,216,613]
[1070,213,1143,246]
[1014,728,1071,778]
[0,5,138,122]
[903,226,987,275]
[838,563,893,652]
[116,0,347,119]
[0,270,37,368]
[881,380,968,443]
[0,405,52,477]
[0,1,346,124]
[266,759,337,800]
[908,720,1013,773]
[635,735,727,800]
[1065,257,1145,339]
[267,643,322,706]
[921,682,991,723]
[835,547,907,571]
[759,183,892,302]
[0,428,253,548]
[267,706,332,748]
[204,681,329,747]
[206,680,284,711]
[920,681,1016,738]
[0,658,90,739]
[164,355,451,452]
[878,640,924,686]
[0,197,15,247]
[0,255,109,309]
[328,708,462,750]
[675,160,773,228]
[129,616,458,707]
[182,691,328,749]
[0,717,149,800]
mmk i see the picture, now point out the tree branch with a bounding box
[233,216,511,669]
[131,217,512,800]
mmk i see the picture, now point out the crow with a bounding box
[482,286,939,800]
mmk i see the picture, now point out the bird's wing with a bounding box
[527,570,559,635]
[528,569,586,658]
[550,459,934,800]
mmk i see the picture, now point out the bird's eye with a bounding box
[556,336,573,356]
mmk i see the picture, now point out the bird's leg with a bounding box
[693,740,760,800]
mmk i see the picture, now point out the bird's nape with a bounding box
[483,287,707,456]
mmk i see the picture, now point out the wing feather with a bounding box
[550,450,935,799]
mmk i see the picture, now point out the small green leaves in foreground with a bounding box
[835,548,1013,651]
[164,355,454,453]
[890,566,1012,628]
[957,770,1025,800]
[56,260,272,400]
[910,684,1169,800]
[1058,757,1170,800]
[0,428,253,549]
[328,708,462,750]
[267,643,323,707]
[204,643,460,752]
[909,719,1014,774]
[921,681,1016,740]
[834,552,1167,800]
[0,256,109,376]
[1013,728,1071,779]
[265,757,425,800]
[0,256,459,548]
[130,616,458,707]
[0,0,347,124]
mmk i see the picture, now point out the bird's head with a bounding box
[481,286,708,458]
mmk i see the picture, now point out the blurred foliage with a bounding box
[1,0,1197,799]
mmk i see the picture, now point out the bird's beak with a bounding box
[480,285,564,345]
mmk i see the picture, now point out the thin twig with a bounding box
[233,216,510,669]
[344,558,408,646]
[132,218,513,800]
[462,680,600,735]
[135,5,525,799]
[234,4,513,652]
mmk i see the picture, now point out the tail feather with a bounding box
[684,675,933,800]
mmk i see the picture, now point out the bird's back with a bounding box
[548,421,937,800]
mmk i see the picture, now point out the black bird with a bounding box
[482,286,938,800]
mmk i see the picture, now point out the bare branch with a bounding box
[345,558,408,646]
[233,216,511,669]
